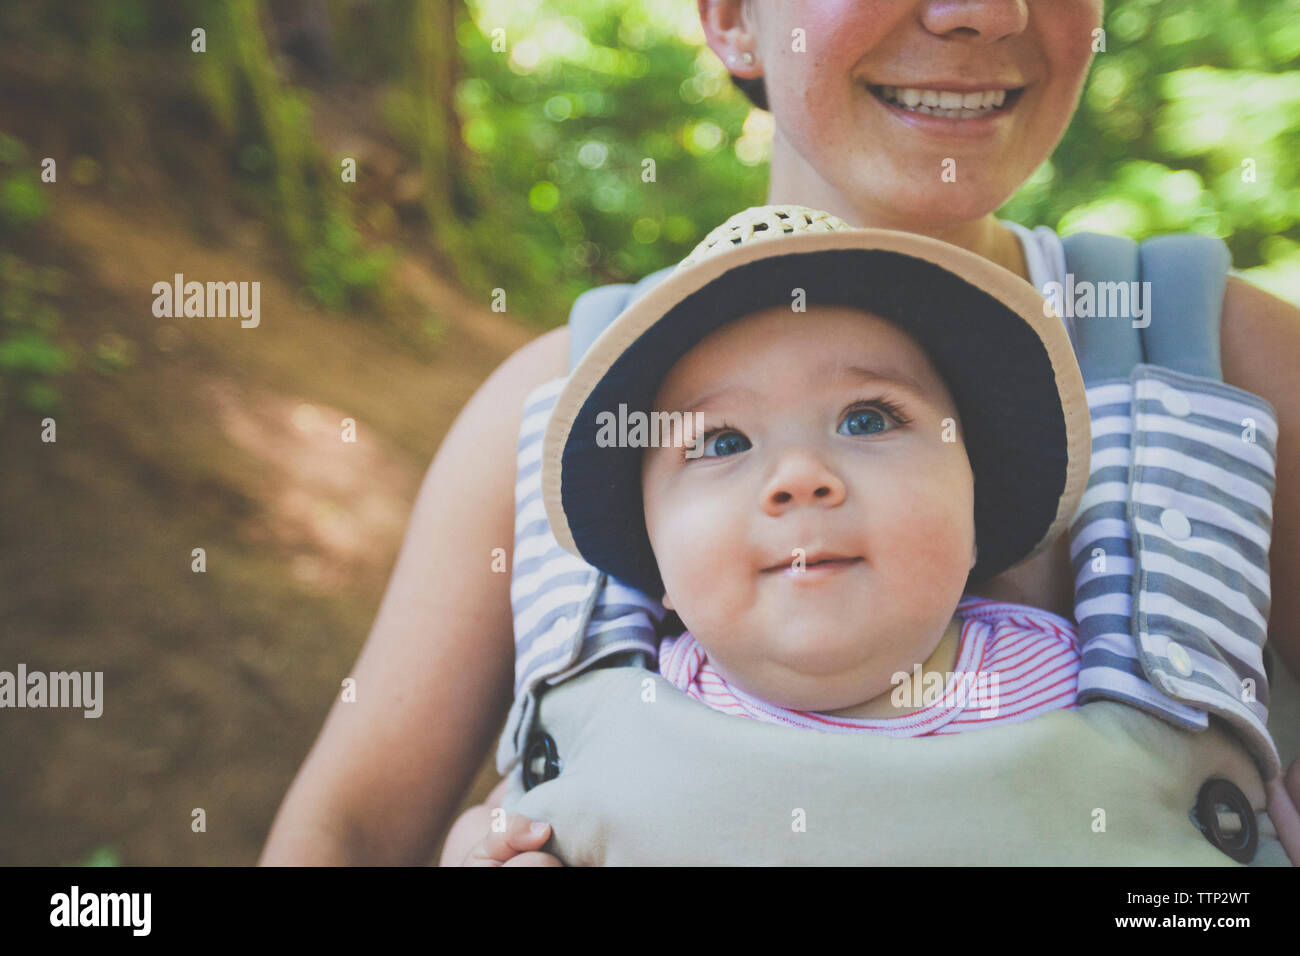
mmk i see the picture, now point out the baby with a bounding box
[643,302,1079,734]
[450,205,1090,865]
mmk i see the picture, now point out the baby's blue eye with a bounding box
[702,431,751,457]
[839,407,889,435]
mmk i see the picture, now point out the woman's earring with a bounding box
[728,51,756,67]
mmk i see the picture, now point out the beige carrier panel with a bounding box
[504,668,1289,866]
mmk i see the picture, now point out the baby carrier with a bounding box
[497,230,1297,865]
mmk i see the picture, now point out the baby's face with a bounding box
[641,304,976,713]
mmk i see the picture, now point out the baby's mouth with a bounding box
[762,554,863,574]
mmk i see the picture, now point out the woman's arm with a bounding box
[259,325,570,865]
[1221,275,1300,680]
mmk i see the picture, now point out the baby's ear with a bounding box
[970,539,978,570]
[661,591,675,612]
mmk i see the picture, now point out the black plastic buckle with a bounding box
[1189,778,1257,864]
[522,731,561,791]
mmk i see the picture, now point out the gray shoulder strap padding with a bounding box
[1060,232,1142,382]
[1138,234,1230,380]
[1062,232,1230,384]
[567,265,677,372]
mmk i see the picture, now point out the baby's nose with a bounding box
[761,449,846,515]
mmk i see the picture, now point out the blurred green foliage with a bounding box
[187,0,399,312]
[452,0,769,321]
[455,0,1300,313]
[300,208,397,312]
[0,0,396,315]
[75,845,122,867]
[999,0,1300,301]
[0,133,69,420]
[0,0,1295,340]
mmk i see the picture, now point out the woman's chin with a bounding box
[852,172,1021,231]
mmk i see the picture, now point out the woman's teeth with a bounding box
[874,85,1009,118]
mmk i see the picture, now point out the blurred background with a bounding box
[0,0,1297,865]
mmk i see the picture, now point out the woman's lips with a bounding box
[863,83,1025,136]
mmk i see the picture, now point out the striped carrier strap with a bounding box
[1062,232,1280,780]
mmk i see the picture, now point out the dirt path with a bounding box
[0,195,535,864]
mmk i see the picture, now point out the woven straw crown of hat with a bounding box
[673,205,854,272]
[544,203,1091,595]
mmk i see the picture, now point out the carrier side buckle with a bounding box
[1189,778,1257,864]
[522,731,562,791]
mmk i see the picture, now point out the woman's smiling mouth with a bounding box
[868,84,1023,117]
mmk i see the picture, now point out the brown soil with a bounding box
[0,190,534,865]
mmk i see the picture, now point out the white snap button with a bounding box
[1167,641,1194,677]
[1161,388,1192,417]
[1160,508,1191,540]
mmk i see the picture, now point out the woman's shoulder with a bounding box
[480,324,570,415]
[502,324,570,384]
[1222,275,1300,374]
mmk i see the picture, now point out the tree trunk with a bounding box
[224,0,313,251]
[410,0,471,262]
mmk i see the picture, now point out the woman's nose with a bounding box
[761,448,846,516]
[919,0,1029,43]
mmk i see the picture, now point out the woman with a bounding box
[259,0,1300,866]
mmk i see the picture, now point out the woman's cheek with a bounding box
[1059,0,1106,36]
[769,1,897,114]
[1041,1,1106,101]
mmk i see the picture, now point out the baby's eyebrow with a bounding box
[826,363,934,401]
[672,365,933,413]
[676,383,761,413]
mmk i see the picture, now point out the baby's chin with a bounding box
[764,620,903,675]
[725,666,892,715]
[703,632,902,707]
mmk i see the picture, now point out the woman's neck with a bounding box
[764,185,1031,282]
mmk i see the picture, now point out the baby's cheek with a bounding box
[654,507,748,635]
[876,467,974,574]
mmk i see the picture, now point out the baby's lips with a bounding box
[761,549,861,572]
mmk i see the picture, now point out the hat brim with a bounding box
[543,228,1089,598]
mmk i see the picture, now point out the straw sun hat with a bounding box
[542,205,1090,598]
